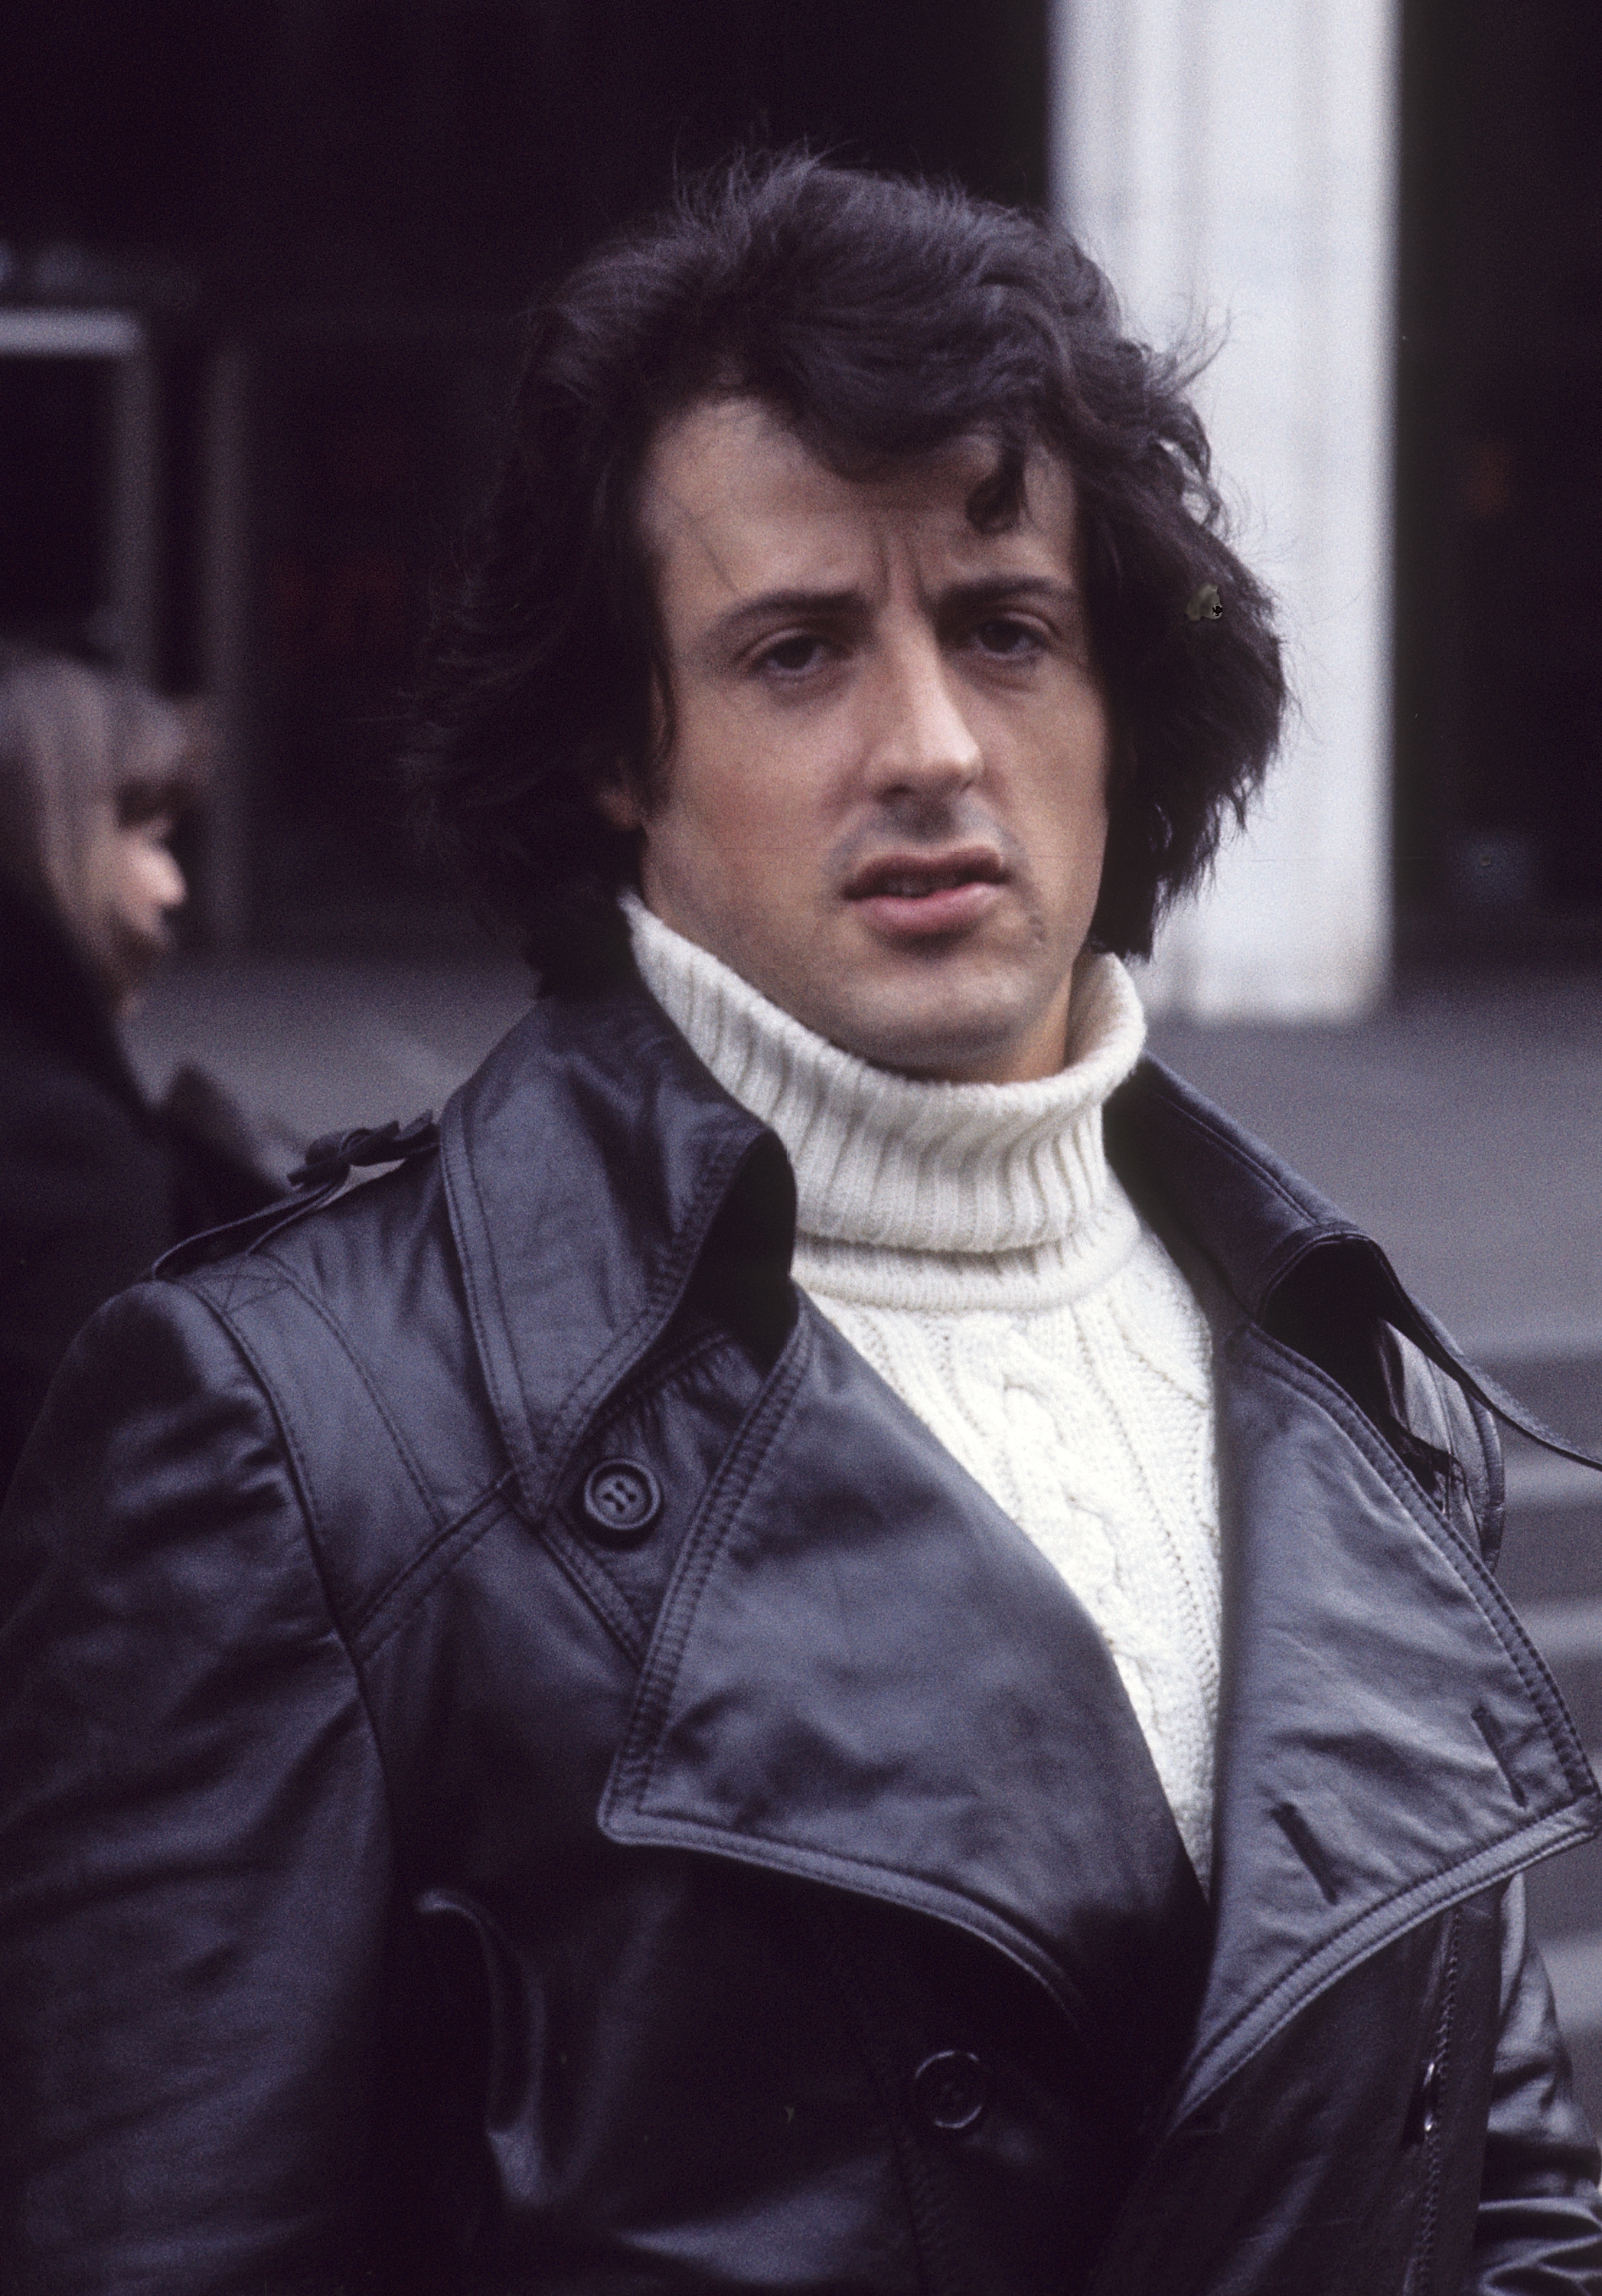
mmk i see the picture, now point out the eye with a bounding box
[757,633,830,677]
[971,616,1044,660]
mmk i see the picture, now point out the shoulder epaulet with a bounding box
[154,1113,440,1280]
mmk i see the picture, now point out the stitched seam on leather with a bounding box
[1275,1323,1461,1538]
[803,1902,976,2296]
[442,1102,517,1463]
[588,1324,731,1440]
[351,1473,520,1655]
[457,1121,755,1512]
[1176,1820,1575,2119]
[609,1319,814,1810]
[529,1332,759,1669]
[628,1342,811,1799]
[347,1336,745,1662]
[180,1257,292,1320]
[243,1253,442,1535]
[188,1289,367,1645]
[1466,1388,1506,1567]
[605,1307,1088,2020]
[1246,1332,1586,1782]
[190,1271,508,1781]
[181,1288,410,1854]
[1137,1081,1330,1223]
[537,1136,760,1499]
[1409,1910,1460,2296]
[536,1523,652,1666]
[596,1812,1080,2024]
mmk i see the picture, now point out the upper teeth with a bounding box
[883,871,966,896]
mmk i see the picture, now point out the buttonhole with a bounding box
[1470,1704,1529,1807]
[1271,1802,1340,1903]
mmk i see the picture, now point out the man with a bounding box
[2,154,1600,2295]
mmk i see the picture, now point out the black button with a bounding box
[911,2049,989,2135]
[581,1459,662,1546]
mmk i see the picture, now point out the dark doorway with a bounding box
[0,357,111,642]
[1395,0,1602,953]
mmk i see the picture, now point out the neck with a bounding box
[623,892,1149,1309]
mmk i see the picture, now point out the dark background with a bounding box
[2,0,1599,955]
[1395,0,1602,952]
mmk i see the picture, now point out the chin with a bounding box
[820,1000,1039,1084]
[829,940,1074,1076]
[103,925,170,1019]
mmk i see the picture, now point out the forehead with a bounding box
[638,398,1080,612]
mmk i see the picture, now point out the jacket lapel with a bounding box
[1110,1058,1602,2120]
[1108,1054,1602,1468]
[599,1296,1209,2043]
[1173,1310,1597,2118]
[446,985,1206,2040]
[439,982,787,1519]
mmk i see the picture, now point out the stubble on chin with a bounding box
[797,933,1064,1081]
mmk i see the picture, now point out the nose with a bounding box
[122,826,188,932]
[863,628,983,803]
[143,840,188,917]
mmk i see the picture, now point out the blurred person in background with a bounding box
[0,643,273,1495]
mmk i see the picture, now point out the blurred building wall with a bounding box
[1052,0,1399,1019]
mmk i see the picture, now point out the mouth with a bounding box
[844,849,1007,902]
[843,848,1009,941]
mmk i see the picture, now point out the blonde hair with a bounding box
[0,647,207,997]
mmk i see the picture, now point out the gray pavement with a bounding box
[126,952,1602,2118]
[1145,966,1602,1362]
[126,951,535,1178]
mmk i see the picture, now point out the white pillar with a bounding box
[1051,0,1400,1019]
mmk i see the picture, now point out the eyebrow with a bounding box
[703,573,1085,652]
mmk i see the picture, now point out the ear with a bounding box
[595,765,646,833]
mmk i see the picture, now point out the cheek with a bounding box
[659,713,820,882]
[1065,690,1113,837]
[1014,696,1110,846]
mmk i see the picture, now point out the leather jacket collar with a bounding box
[442,977,792,1522]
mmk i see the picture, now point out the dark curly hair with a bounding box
[403,151,1285,982]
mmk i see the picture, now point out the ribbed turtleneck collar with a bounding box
[623,892,1149,1309]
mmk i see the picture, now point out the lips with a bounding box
[845,850,1006,902]
[843,848,1009,941]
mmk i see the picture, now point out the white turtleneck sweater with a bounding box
[624,894,1222,1888]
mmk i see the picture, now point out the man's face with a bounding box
[610,398,1111,1083]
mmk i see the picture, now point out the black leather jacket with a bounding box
[2,977,1599,2295]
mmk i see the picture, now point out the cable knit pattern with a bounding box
[624,893,1221,1887]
